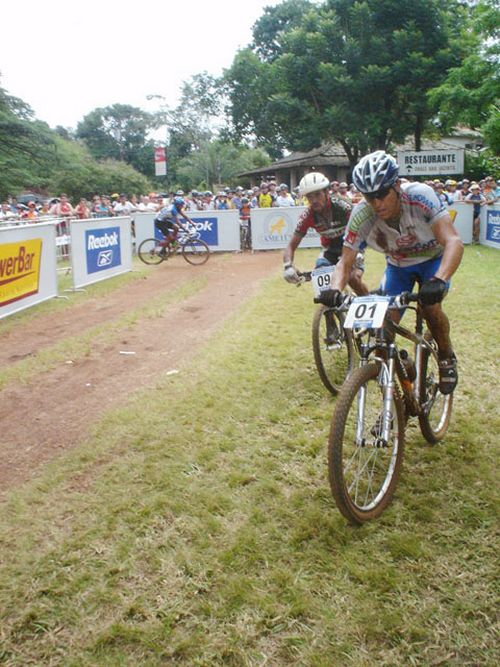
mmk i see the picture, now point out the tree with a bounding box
[0,82,56,197]
[76,104,155,171]
[175,140,270,190]
[428,0,500,154]
[224,0,464,164]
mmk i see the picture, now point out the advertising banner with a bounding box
[397,149,464,176]
[480,206,500,249]
[0,222,58,319]
[70,216,132,289]
[154,146,167,177]
[250,207,321,250]
[133,210,240,252]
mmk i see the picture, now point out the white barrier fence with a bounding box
[133,210,241,252]
[250,206,320,250]
[0,222,58,319]
[70,216,133,289]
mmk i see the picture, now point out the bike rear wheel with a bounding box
[312,305,355,395]
[418,339,453,443]
[329,362,406,524]
[181,239,210,265]
[137,238,169,265]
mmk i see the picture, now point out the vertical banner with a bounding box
[154,146,167,177]
[0,222,58,319]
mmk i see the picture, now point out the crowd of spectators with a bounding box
[1,176,498,227]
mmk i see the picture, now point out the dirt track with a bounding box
[0,251,281,494]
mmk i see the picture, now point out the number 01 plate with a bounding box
[344,295,390,329]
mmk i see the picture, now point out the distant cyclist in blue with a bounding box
[154,195,195,254]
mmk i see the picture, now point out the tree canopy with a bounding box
[224,0,468,164]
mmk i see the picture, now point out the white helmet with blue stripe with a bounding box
[352,151,399,194]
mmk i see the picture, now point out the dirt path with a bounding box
[0,251,281,494]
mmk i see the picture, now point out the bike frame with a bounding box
[351,301,436,442]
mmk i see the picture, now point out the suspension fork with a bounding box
[381,349,396,443]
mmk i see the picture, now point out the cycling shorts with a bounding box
[155,219,176,237]
[315,249,365,272]
[380,256,450,296]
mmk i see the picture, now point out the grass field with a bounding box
[0,247,498,666]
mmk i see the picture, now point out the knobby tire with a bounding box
[329,362,406,524]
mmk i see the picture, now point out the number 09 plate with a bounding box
[344,295,390,329]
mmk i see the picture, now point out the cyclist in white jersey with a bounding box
[322,151,463,395]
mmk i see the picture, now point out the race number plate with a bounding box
[344,295,390,329]
[311,265,335,298]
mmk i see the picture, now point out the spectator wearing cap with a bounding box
[333,181,351,205]
[267,181,278,205]
[274,183,295,207]
[456,179,470,201]
[434,182,452,206]
[445,180,460,203]
[465,183,486,243]
[257,183,273,208]
[330,181,340,196]
[231,187,244,212]
[214,192,230,210]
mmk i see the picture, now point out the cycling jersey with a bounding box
[155,204,181,224]
[294,195,352,261]
[344,182,448,267]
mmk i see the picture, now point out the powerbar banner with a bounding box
[0,239,42,307]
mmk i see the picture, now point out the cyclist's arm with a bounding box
[431,215,464,282]
[179,210,195,230]
[331,246,358,291]
[283,232,302,265]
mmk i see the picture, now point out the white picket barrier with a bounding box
[69,216,133,289]
[0,221,58,319]
[250,206,320,250]
[134,210,240,252]
[479,205,500,249]
[446,201,473,244]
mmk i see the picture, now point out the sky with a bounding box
[0,0,283,131]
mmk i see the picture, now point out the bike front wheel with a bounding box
[137,238,169,265]
[181,239,210,265]
[329,362,406,524]
[312,305,355,395]
[418,340,453,443]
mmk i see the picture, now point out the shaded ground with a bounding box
[0,251,281,494]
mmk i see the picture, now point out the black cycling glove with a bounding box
[418,277,448,306]
[315,289,343,308]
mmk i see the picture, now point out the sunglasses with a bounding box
[363,185,393,202]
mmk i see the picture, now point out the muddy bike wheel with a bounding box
[137,238,170,265]
[312,305,355,395]
[181,239,210,265]
[418,339,453,444]
[329,362,406,524]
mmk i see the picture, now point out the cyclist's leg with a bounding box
[413,257,457,394]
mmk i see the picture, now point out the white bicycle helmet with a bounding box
[298,172,330,196]
[352,151,399,194]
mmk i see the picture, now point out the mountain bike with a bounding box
[328,291,453,524]
[298,270,356,395]
[138,228,210,266]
